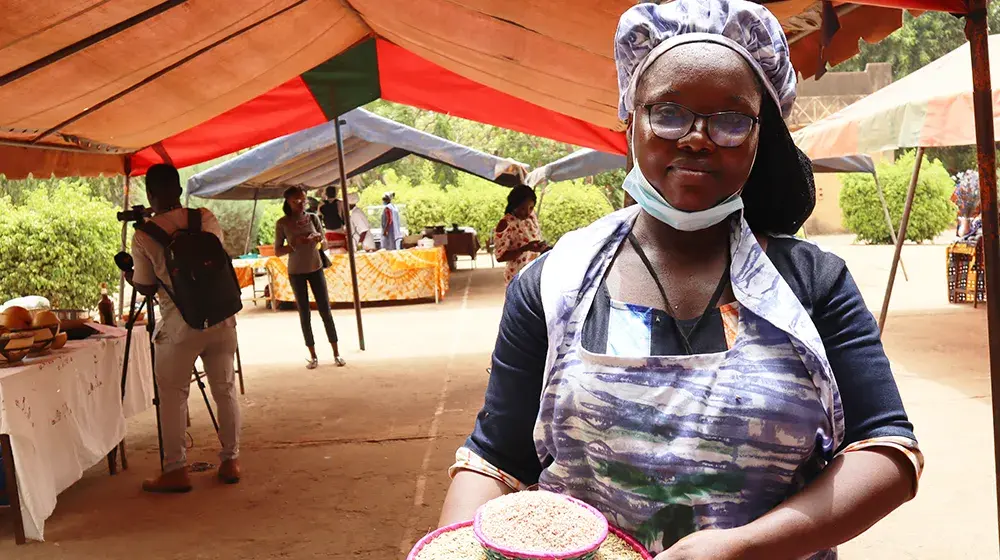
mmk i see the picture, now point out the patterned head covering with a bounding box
[615,0,796,121]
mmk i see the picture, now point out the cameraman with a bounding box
[126,164,242,493]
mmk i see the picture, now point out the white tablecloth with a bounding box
[0,329,154,541]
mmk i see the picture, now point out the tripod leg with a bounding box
[194,370,221,436]
[146,298,165,472]
[113,288,140,477]
[235,344,245,395]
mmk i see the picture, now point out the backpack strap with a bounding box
[136,221,172,248]
[187,208,202,232]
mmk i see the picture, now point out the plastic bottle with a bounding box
[98,283,116,326]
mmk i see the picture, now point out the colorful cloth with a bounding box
[265,247,448,304]
[952,170,981,217]
[232,257,269,289]
[494,212,543,286]
[533,209,843,556]
[454,214,921,556]
[615,0,796,120]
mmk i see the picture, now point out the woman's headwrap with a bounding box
[615,0,796,121]
[613,0,816,235]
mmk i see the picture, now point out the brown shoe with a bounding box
[142,468,192,493]
[218,459,241,484]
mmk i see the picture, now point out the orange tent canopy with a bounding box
[0,0,967,179]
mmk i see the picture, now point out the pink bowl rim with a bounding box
[607,525,654,560]
[405,520,653,560]
[473,493,610,560]
[406,520,474,560]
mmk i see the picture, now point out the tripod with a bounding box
[115,287,221,473]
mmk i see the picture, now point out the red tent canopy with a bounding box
[0,0,973,179]
[129,40,628,175]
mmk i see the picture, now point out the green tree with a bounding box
[537,181,616,244]
[255,202,284,246]
[840,151,956,244]
[0,181,120,309]
[442,177,509,246]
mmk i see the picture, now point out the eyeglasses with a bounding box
[642,102,758,148]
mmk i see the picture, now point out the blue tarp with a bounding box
[525,149,876,187]
[187,108,529,200]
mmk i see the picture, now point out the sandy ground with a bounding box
[1,238,997,559]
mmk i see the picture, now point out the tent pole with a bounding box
[244,191,259,255]
[117,157,132,322]
[335,117,365,351]
[966,5,1000,550]
[874,173,908,281]
[534,181,549,216]
[877,147,924,332]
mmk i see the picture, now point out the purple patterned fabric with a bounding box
[535,207,842,557]
[615,0,797,120]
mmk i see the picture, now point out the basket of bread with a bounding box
[0,306,66,364]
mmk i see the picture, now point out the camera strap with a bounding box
[134,221,179,304]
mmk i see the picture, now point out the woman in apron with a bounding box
[439,1,922,558]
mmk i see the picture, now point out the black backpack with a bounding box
[138,209,243,329]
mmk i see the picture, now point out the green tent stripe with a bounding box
[302,38,381,119]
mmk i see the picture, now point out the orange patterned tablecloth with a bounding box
[265,247,449,304]
[232,257,270,289]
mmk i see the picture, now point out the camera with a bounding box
[117,204,153,223]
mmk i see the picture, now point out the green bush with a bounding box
[444,177,509,246]
[400,185,450,231]
[840,151,957,244]
[255,202,283,247]
[0,181,120,309]
[185,198,263,257]
[538,181,615,244]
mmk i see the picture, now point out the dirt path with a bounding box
[0,241,996,559]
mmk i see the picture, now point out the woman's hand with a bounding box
[526,240,548,253]
[295,233,321,246]
[655,529,749,560]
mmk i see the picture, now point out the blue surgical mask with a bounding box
[622,136,746,232]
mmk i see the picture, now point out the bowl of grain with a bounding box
[407,521,484,560]
[473,490,610,560]
[407,519,652,560]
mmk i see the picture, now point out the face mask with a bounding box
[622,135,746,232]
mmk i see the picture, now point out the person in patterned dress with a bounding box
[494,185,550,286]
[438,1,922,559]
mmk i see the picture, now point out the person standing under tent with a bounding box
[348,192,375,252]
[275,186,346,369]
[440,1,921,558]
[494,185,549,286]
[319,186,348,252]
[381,192,403,251]
[127,164,243,493]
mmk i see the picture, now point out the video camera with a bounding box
[116,204,153,224]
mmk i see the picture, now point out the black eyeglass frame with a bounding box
[641,102,760,148]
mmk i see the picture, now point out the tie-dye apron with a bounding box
[534,207,845,558]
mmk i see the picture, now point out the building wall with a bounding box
[794,63,893,234]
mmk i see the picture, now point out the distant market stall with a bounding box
[188,108,528,313]
[792,34,1000,329]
